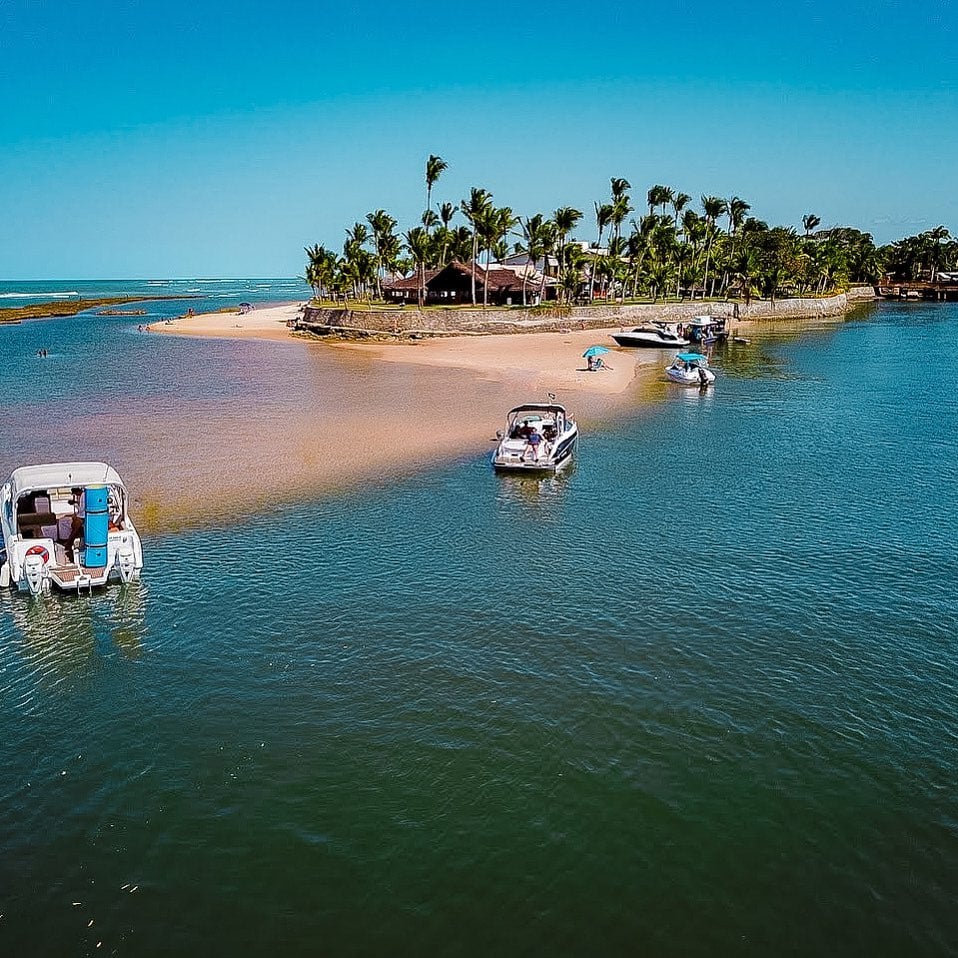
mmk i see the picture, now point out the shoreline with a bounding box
[148,302,660,398]
[122,294,875,532]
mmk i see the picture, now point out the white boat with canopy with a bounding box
[492,402,578,473]
[0,462,144,595]
[666,352,716,386]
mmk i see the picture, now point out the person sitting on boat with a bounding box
[57,514,83,563]
[525,426,543,460]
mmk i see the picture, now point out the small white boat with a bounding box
[666,352,716,386]
[611,322,689,348]
[492,402,578,473]
[0,462,144,595]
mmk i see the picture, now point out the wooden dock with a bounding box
[875,279,958,301]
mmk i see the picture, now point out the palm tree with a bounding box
[424,154,447,229]
[802,213,821,238]
[590,202,614,300]
[701,195,728,297]
[404,226,431,308]
[926,225,952,279]
[553,206,583,272]
[477,205,517,306]
[365,209,398,299]
[647,185,671,217]
[518,214,547,305]
[672,192,691,227]
[439,202,456,229]
[304,244,337,300]
[460,187,492,305]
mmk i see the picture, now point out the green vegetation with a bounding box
[0,296,184,324]
[305,158,956,308]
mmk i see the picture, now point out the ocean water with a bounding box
[0,278,312,312]
[1,299,957,956]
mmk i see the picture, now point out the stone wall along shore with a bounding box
[296,287,877,339]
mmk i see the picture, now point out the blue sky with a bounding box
[1,0,955,278]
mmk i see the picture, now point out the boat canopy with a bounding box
[7,462,125,501]
[507,403,567,417]
[675,352,707,362]
[688,316,719,326]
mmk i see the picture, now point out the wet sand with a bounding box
[128,306,667,530]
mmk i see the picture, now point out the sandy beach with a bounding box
[104,303,665,529]
[148,302,304,342]
[150,303,662,399]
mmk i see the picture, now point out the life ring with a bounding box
[25,544,49,563]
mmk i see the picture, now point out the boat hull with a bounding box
[611,332,689,348]
[666,368,715,386]
[492,434,577,474]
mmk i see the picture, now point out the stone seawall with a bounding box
[296,288,877,338]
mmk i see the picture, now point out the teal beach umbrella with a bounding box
[582,345,610,358]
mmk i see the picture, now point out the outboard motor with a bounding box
[698,366,708,385]
[117,546,136,583]
[23,553,45,596]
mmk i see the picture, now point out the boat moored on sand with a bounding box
[611,323,689,348]
[685,316,728,346]
[666,352,716,386]
[492,402,578,473]
[0,462,144,595]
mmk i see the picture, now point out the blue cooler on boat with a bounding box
[83,485,109,568]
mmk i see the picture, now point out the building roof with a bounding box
[384,261,544,294]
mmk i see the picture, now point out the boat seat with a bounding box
[18,511,59,537]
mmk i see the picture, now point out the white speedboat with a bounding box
[611,323,689,348]
[492,402,578,473]
[666,352,716,386]
[0,462,144,595]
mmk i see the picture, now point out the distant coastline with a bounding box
[0,295,192,324]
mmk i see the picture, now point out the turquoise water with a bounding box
[1,301,957,955]
[0,278,311,311]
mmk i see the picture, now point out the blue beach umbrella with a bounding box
[582,345,609,358]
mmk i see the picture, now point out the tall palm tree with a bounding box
[647,185,671,217]
[720,196,751,294]
[477,205,516,306]
[610,177,631,202]
[304,244,337,300]
[926,225,952,279]
[439,202,456,229]
[366,209,398,299]
[518,214,547,306]
[802,213,821,238]
[460,187,492,305]
[404,226,431,308]
[701,195,728,297]
[672,192,691,227]
[553,206,583,272]
[424,154,447,229]
[590,202,614,300]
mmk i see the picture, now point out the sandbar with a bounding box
[117,305,669,530]
[150,303,661,399]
